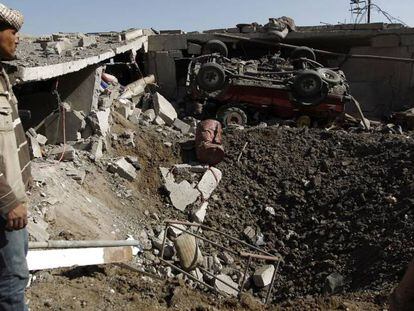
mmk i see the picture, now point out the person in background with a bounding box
[0,3,32,310]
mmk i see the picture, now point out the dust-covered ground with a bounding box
[27,120,414,310]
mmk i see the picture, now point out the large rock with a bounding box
[174,233,203,271]
[108,158,137,181]
[153,92,177,125]
[252,265,275,288]
[197,167,222,200]
[215,274,239,296]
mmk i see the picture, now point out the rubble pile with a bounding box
[200,125,414,301]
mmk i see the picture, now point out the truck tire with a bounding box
[290,47,316,61]
[202,40,229,57]
[217,105,248,127]
[196,62,226,92]
[292,70,323,99]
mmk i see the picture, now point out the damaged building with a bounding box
[7,16,414,310]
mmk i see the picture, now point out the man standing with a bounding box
[0,3,31,310]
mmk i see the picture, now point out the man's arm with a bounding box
[0,175,27,230]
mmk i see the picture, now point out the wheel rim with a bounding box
[300,77,318,94]
[202,70,220,87]
[226,112,243,125]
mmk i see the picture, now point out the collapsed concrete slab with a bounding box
[153,92,177,125]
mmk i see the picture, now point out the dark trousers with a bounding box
[0,218,29,311]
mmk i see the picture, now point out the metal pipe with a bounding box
[240,251,281,262]
[160,223,169,259]
[29,240,141,250]
[199,267,240,293]
[165,220,277,258]
[239,256,252,296]
[265,261,281,305]
[168,224,239,257]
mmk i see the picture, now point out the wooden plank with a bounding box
[27,246,133,271]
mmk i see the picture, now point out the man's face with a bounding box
[0,28,18,60]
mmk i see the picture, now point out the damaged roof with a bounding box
[3,29,153,83]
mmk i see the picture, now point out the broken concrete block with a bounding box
[108,157,137,181]
[28,135,42,158]
[65,109,86,141]
[243,226,256,242]
[252,265,275,288]
[41,39,73,55]
[90,139,103,160]
[78,36,97,47]
[154,116,166,126]
[167,224,186,238]
[187,42,202,55]
[121,29,144,41]
[192,202,208,223]
[126,156,141,170]
[48,145,76,161]
[115,99,134,119]
[98,96,112,109]
[191,268,203,283]
[197,167,222,200]
[142,109,156,122]
[128,108,142,125]
[324,273,344,294]
[89,108,111,137]
[174,233,203,271]
[218,251,235,265]
[153,92,177,125]
[173,118,191,134]
[215,274,239,296]
[152,230,175,259]
[36,134,48,146]
[160,167,200,211]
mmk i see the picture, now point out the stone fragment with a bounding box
[167,224,186,238]
[192,202,208,223]
[79,36,97,47]
[153,92,177,125]
[174,233,203,271]
[215,274,239,296]
[197,167,222,200]
[115,99,134,119]
[218,251,234,265]
[160,167,200,211]
[324,273,344,294]
[90,139,103,160]
[173,118,191,134]
[108,157,137,181]
[154,116,166,126]
[128,108,142,125]
[126,156,141,170]
[89,108,111,137]
[243,226,256,242]
[252,265,275,288]
[152,231,175,260]
[36,134,48,146]
[142,109,156,122]
[28,135,42,158]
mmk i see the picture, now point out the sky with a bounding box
[3,0,413,35]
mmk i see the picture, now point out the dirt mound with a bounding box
[205,126,414,301]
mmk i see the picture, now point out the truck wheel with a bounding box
[290,47,316,61]
[317,68,341,84]
[292,70,323,99]
[202,40,228,57]
[196,62,226,92]
[217,106,248,127]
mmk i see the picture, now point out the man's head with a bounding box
[0,3,23,60]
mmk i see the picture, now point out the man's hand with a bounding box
[6,203,27,231]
